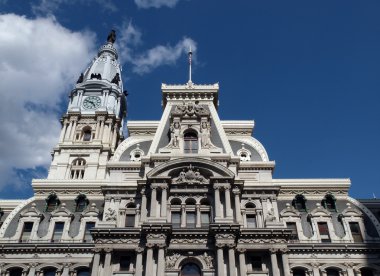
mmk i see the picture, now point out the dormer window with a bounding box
[75,194,89,212]
[184,131,198,153]
[46,193,60,212]
[292,194,307,212]
[70,158,86,179]
[322,194,336,212]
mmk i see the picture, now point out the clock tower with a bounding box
[47,30,127,180]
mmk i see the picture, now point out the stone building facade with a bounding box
[0,33,379,276]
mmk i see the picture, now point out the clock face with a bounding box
[83,96,101,110]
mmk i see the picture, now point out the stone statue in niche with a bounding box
[200,121,216,149]
[168,122,180,148]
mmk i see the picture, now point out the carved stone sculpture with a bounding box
[172,165,209,184]
[172,101,209,117]
[167,122,180,148]
[107,30,116,43]
[166,253,181,269]
[200,121,216,149]
[105,207,116,221]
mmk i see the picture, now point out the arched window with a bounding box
[322,194,336,212]
[46,193,60,212]
[43,268,57,276]
[185,198,196,228]
[70,158,86,179]
[181,263,201,276]
[200,199,211,227]
[9,268,23,276]
[245,202,257,228]
[292,195,307,211]
[326,268,340,276]
[292,268,306,276]
[361,268,374,276]
[82,127,92,142]
[125,203,136,227]
[75,194,89,212]
[184,131,198,153]
[77,268,90,276]
[171,198,182,229]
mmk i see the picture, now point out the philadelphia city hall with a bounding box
[0,31,379,276]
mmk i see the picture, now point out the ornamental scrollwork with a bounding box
[166,253,181,269]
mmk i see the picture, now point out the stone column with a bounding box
[270,249,280,276]
[111,126,117,148]
[65,120,73,141]
[102,123,109,143]
[242,210,247,228]
[135,247,144,276]
[59,121,68,143]
[145,245,154,276]
[281,250,290,276]
[27,264,37,276]
[181,204,186,227]
[321,271,327,276]
[271,197,279,221]
[217,245,225,276]
[228,245,236,276]
[311,263,321,276]
[237,249,247,276]
[103,249,112,275]
[95,119,101,139]
[91,252,101,276]
[354,269,362,276]
[70,119,77,140]
[346,268,355,276]
[150,186,157,218]
[256,210,263,228]
[233,188,242,224]
[214,185,222,218]
[61,265,70,276]
[160,185,168,218]
[196,204,201,228]
[140,189,147,222]
[225,185,233,218]
[157,245,166,276]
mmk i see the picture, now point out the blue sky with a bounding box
[0,0,379,199]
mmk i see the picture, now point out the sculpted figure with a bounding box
[203,252,213,268]
[201,121,215,149]
[168,122,180,148]
[105,207,116,221]
[107,30,116,43]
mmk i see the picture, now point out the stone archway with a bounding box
[180,262,202,276]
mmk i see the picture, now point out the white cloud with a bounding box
[117,21,197,74]
[0,14,96,190]
[32,0,116,15]
[134,0,180,9]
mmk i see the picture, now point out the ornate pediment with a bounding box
[172,165,209,185]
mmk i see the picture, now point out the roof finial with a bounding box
[107,30,116,44]
[188,45,192,83]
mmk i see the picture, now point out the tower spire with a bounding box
[188,45,192,83]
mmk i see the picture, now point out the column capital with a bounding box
[269,248,278,254]
[140,188,146,195]
[232,187,240,195]
[310,262,320,268]
[104,248,113,253]
[279,248,289,254]
[236,248,246,253]
[135,247,144,253]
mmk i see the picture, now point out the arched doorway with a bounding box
[181,263,201,276]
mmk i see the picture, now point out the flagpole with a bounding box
[189,45,192,83]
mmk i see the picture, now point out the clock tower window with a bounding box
[82,127,92,142]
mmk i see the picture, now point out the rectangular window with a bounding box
[84,222,95,242]
[318,222,331,243]
[125,215,135,227]
[52,222,65,242]
[120,256,131,271]
[201,213,210,227]
[246,215,257,228]
[349,222,363,242]
[186,212,196,228]
[21,222,34,241]
[287,222,299,241]
[172,212,181,228]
